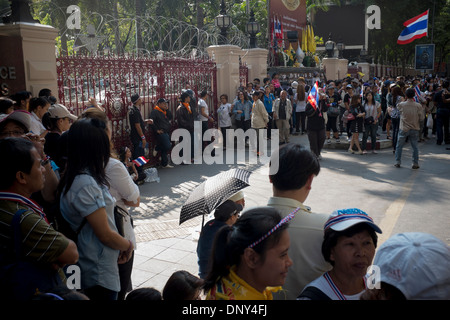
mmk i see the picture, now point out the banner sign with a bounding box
[415,44,435,70]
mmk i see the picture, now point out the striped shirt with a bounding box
[0,199,69,264]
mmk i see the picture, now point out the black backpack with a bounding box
[0,209,63,300]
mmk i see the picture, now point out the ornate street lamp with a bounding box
[215,0,232,45]
[3,0,39,23]
[246,9,260,48]
[324,33,335,58]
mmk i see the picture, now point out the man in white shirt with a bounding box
[268,143,332,300]
[198,90,214,151]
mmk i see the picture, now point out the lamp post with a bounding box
[215,0,232,45]
[360,47,368,62]
[325,33,335,58]
[337,39,345,59]
[246,9,260,48]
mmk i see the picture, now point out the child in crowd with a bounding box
[163,270,204,300]
[119,146,138,181]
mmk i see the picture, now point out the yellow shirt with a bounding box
[206,266,281,300]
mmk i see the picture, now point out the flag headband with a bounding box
[247,207,300,249]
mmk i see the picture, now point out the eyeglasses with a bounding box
[0,130,25,137]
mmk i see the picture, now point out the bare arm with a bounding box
[56,239,79,266]
[86,207,132,252]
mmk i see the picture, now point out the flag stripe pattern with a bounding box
[133,156,148,167]
[307,81,320,110]
[397,10,429,45]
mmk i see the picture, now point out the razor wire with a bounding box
[25,2,252,58]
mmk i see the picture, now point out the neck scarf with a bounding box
[155,106,167,116]
[182,102,192,114]
[0,192,49,224]
[206,265,281,300]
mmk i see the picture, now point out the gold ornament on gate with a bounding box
[282,0,300,11]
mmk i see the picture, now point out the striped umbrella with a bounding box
[179,168,251,225]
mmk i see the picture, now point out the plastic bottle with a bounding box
[144,167,160,183]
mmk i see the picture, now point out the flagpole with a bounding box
[431,0,435,43]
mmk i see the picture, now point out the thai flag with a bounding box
[397,10,429,45]
[414,85,422,102]
[133,156,148,167]
[307,81,320,110]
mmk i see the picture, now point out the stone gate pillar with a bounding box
[0,23,58,97]
[241,48,269,85]
[207,45,241,101]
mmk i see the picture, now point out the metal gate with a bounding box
[56,54,217,164]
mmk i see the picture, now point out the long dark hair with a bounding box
[391,86,403,107]
[59,118,110,195]
[202,207,288,292]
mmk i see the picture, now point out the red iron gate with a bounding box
[56,55,217,164]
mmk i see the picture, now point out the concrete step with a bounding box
[322,138,392,150]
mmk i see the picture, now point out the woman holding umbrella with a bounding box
[203,207,294,300]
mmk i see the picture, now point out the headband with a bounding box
[247,207,300,249]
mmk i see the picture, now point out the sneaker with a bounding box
[163,164,174,169]
[394,163,401,168]
[362,150,368,154]
[372,150,377,154]
[412,164,420,169]
[326,139,331,144]
[152,148,158,157]
[336,139,340,144]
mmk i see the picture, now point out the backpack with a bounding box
[0,209,63,300]
[47,198,86,243]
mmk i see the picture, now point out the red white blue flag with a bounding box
[414,85,422,102]
[307,81,320,110]
[133,156,148,167]
[397,10,429,45]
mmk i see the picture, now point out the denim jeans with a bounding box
[362,123,378,151]
[156,132,172,166]
[395,129,419,165]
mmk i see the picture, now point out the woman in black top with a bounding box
[305,90,328,160]
[348,94,365,155]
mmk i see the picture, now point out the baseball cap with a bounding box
[48,104,77,121]
[131,93,140,104]
[0,110,31,131]
[346,84,353,89]
[373,232,450,300]
[157,98,168,104]
[324,208,382,233]
[214,200,243,221]
[228,191,244,202]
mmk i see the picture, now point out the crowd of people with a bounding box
[0,72,449,301]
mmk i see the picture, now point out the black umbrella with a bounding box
[179,168,251,225]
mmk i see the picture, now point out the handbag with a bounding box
[426,114,433,128]
[114,205,129,237]
[364,116,374,125]
[327,106,340,117]
[347,112,355,121]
